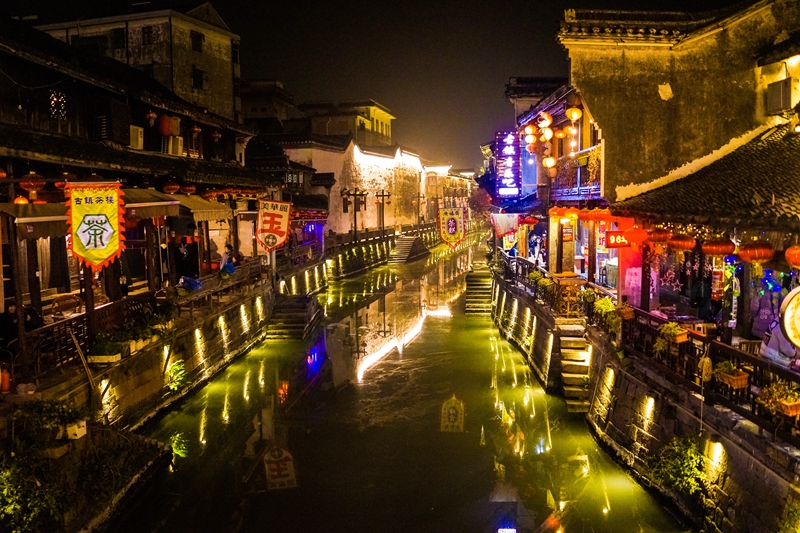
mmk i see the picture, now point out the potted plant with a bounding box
[13,400,89,443]
[594,297,621,334]
[757,380,800,417]
[713,360,748,390]
[527,270,543,286]
[580,288,596,305]
[616,303,635,320]
[88,333,123,364]
[659,322,689,344]
[538,278,555,300]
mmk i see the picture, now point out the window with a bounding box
[141,26,153,45]
[190,30,204,52]
[192,67,206,90]
[232,43,240,64]
[49,90,67,120]
[109,28,125,49]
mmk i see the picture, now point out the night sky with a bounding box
[5,0,743,168]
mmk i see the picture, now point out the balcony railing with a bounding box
[506,256,587,318]
[551,145,602,199]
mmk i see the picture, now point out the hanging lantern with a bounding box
[567,125,578,136]
[585,208,612,222]
[542,156,556,168]
[201,189,220,200]
[537,111,553,128]
[623,225,648,247]
[554,129,566,139]
[647,227,673,244]
[521,216,539,225]
[565,107,583,122]
[523,124,534,135]
[564,207,580,219]
[412,200,417,206]
[548,206,566,217]
[158,114,172,137]
[125,217,141,230]
[526,144,536,154]
[702,238,735,257]
[785,245,800,269]
[0,169,6,179]
[162,181,180,194]
[190,124,202,138]
[152,216,166,227]
[212,130,222,143]
[524,134,535,144]
[668,234,696,252]
[20,171,46,200]
[540,127,554,141]
[146,110,158,126]
[738,240,774,265]
[179,184,196,195]
[13,196,28,205]
[228,187,242,195]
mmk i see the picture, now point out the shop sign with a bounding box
[256,200,292,252]
[562,224,574,242]
[597,221,608,253]
[437,208,466,249]
[66,182,125,272]
[264,446,298,490]
[605,231,631,248]
[780,287,800,348]
[711,269,724,301]
[495,131,520,198]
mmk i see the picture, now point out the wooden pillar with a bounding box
[588,219,597,284]
[84,267,96,344]
[641,244,651,312]
[197,221,207,276]
[556,223,564,274]
[230,199,240,251]
[144,219,158,291]
[5,215,26,353]
[25,238,42,315]
[204,221,212,273]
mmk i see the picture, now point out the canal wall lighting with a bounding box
[243,370,250,403]
[194,328,206,365]
[222,391,230,424]
[240,304,250,333]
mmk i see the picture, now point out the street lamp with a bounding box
[341,188,369,244]
[375,189,391,240]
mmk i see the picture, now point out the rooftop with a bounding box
[611,123,800,230]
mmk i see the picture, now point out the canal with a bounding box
[110,239,685,533]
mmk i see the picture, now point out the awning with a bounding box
[123,188,181,219]
[172,194,233,222]
[0,203,68,240]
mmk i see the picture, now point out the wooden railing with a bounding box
[505,256,587,318]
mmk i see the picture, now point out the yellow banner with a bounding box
[256,200,292,252]
[67,183,124,272]
[438,208,465,250]
[440,394,465,432]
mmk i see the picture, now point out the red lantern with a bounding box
[228,187,242,195]
[0,169,6,179]
[548,206,566,217]
[125,217,141,230]
[212,130,222,143]
[180,184,196,195]
[668,234,696,252]
[190,124,202,137]
[521,216,538,225]
[152,216,166,227]
[738,241,774,265]
[162,181,180,194]
[20,172,46,200]
[146,110,158,126]
[201,189,220,200]
[13,196,28,205]
[786,245,800,269]
[412,200,417,206]
[701,238,735,257]
[623,225,648,247]
[158,114,172,137]
[647,228,673,243]
[564,207,580,219]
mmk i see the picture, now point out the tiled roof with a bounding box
[558,1,761,45]
[0,122,266,186]
[517,85,575,126]
[0,16,253,135]
[758,30,800,66]
[611,124,800,230]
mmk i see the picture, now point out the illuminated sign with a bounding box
[495,131,520,198]
[498,529,517,533]
[780,287,800,348]
[605,231,631,248]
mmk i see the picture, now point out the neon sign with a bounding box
[605,231,631,248]
[495,131,520,198]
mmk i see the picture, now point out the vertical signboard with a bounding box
[496,131,520,198]
[437,207,466,249]
[66,182,125,272]
[256,200,292,252]
[264,446,298,490]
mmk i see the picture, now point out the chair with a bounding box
[52,295,83,318]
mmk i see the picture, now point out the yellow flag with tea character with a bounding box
[438,208,466,250]
[67,182,125,272]
[440,394,465,432]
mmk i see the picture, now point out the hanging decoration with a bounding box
[212,130,222,142]
[158,114,172,137]
[738,240,774,265]
[437,208,466,250]
[66,182,125,272]
[489,213,520,238]
[647,227,673,255]
[623,225,648,248]
[702,238,735,257]
[13,196,28,205]
[20,172,46,200]
[179,184,196,195]
[146,110,158,126]
[0,169,6,179]
[162,181,180,194]
[660,264,683,293]
[201,189,220,200]
[521,216,539,225]
[256,199,292,252]
[785,245,800,269]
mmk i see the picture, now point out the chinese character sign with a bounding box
[264,446,298,490]
[440,394,465,433]
[66,182,125,272]
[256,200,292,252]
[495,131,520,198]
[437,208,465,250]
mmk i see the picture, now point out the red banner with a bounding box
[256,200,292,252]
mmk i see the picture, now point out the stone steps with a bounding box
[561,348,589,361]
[562,360,590,374]
[563,386,591,399]
[562,372,589,386]
[565,400,591,413]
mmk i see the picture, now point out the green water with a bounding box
[112,242,686,533]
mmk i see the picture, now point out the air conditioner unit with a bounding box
[129,125,144,150]
[766,78,796,115]
[169,135,184,156]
